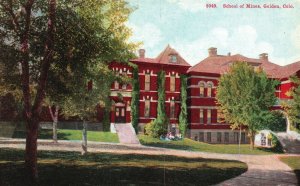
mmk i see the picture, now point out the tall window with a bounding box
[122,84,127,90]
[224,132,229,143]
[170,100,175,118]
[207,109,211,124]
[145,73,150,91]
[207,132,211,142]
[199,132,204,142]
[144,99,150,117]
[170,75,175,92]
[234,132,239,144]
[217,132,222,143]
[241,133,246,143]
[207,83,212,97]
[199,82,205,97]
[200,109,204,124]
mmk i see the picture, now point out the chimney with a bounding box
[208,47,217,57]
[259,53,268,61]
[138,49,145,58]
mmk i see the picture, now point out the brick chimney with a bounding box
[138,49,145,58]
[259,53,268,61]
[208,47,217,57]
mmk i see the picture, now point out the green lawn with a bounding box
[139,135,283,155]
[280,156,300,183]
[0,148,247,186]
[13,129,119,143]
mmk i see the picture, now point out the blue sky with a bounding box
[127,0,300,66]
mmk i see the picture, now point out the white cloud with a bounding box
[127,23,163,49]
[291,25,300,49]
[171,25,277,65]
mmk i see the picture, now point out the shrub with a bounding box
[144,120,155,137]
[271,133,284,153]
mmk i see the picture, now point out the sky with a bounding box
[127,0,300,66]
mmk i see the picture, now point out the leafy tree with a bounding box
[0,0,137,180]
[179,75,188,136]
[148,71,169,138]
[131,64,140,133]
[263,111,287,132]
[282,76,300,133]
[216,62,278,149]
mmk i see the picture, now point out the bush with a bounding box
[144,120,155,137]
[145,118,169,138]
[271,133,284,153]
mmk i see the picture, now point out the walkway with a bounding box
[0,138,298,186]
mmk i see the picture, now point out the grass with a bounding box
[279,156,300,183]
[139,135,283,155]
[12,129,119,143]
[0,148,247,186]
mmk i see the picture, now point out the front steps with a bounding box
[114,123,140,145]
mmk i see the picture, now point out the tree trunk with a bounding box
[249,133,255,150]
[25,119,39,182]
[82,120,87,155]
[49,105,59,142]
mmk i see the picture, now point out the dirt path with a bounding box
[0,138,298,186]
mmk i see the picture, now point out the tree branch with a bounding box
[32,0,56,118]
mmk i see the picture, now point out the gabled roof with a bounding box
[130,45,191,67]
[276,61,300,79]
[188,53,283,78]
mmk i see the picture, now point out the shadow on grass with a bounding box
[0,148,247,186]
[12,129,71,140]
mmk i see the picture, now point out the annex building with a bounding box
[109,45,299,144]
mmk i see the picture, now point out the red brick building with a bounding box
[109,45,299,143]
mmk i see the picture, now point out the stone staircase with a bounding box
[276,132,300,154]
[114,123,140,145]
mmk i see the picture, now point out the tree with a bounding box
[0,0,57,180]
[152,71,169,137]
[282,76,300,133]
[179,75,188,136]
[216,62,278,149]
[131,64,140,133]
[0,0,137,180]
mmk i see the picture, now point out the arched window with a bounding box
[122,84,127,90]
[207,82,213,97]
[199,82,205,97]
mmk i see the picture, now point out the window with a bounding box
[241,132,246,143]
[200,109,204,124]
[199,82,205,97]
[114,81,119,90]
[224,132,229,143]
[207,132,211,142]
[207,83,212,97]
[144,99,150,117]
[199,132,204,142]
[234,132,239,143]
[170,75,175,92]
[207,109,211,124]
[217,132,222,143]
[122,84,127,90]
[145,73,150,91]
[170,100,175,118]
[170,55,177,63]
